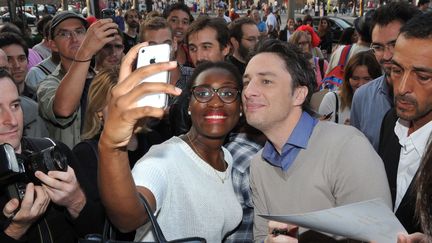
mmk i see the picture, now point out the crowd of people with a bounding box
[0,1,432,243]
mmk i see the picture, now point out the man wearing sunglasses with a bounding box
[37,11,118,148]
[350,2,421,151]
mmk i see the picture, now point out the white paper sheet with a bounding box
[259,198,407,243]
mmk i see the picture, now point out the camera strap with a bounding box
[37,218,54,243]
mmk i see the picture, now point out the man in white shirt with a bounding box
[264,5,278,38]
[378,12,432,234]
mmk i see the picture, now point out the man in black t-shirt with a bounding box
[123,9,140,53]
[227,17,260,75]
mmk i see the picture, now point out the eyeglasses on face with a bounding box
[191,85,240,104]
[56,28,87,39]
[370,41,396,54]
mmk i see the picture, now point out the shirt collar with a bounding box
[262,111,318,169]
[395,118,432,157]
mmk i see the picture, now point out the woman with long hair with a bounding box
[318,51,381,124]
[317,17,333,59]
[98,43,243,241]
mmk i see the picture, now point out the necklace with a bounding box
[186,133,228,183]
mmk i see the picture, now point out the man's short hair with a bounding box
[139,17,173,41]
[371,2,421,33]
[229,17,256,42]
[0,32,29,58]
[400,12,432,40]
[163,3,194,23]
[252,39,316,114]
[186,16,230,50]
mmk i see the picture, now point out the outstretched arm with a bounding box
[98,43,181,232]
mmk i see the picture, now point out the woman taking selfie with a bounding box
[98,43,243,241]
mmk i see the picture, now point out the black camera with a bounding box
[0,143,68,200]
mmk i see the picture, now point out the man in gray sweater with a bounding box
[242,39,392,243]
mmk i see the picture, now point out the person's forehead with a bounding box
[242,24,259,35]
[247,52,289,75]
[189,27,219,43]
[372,21,402,43]
[393,35,432,66]
[168,9,189,19]
[144,28,173,43]
[0,77,19,101]
[2,44,26,56]
[195,68,237,86]
[110,34,123,43]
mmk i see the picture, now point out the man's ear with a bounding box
[222,42,231,58]
[230,37,239,51]
[293,86,308,107]
[48,39,59,52]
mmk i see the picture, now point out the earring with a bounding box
[188,111,191,115]
[239,112,243,117]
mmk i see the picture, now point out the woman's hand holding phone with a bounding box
[100,43,181,149]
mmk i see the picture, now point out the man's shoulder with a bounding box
[310,121,367,144]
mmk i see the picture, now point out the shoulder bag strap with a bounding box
[333,92,339,123]
[138,193,167,242]
[37,63,51,76]
[337,45,352,66]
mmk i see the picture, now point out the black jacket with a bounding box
[378,109,422,234]
[0,137,104,243]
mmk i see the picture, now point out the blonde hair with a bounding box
[82,68,119,140]
[289,30,311,46]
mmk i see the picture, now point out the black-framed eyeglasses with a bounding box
[191,85,240,104]
[370,41,396,54]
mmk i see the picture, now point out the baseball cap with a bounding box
[50,11,87,39]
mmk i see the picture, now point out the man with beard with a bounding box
[350,2,420,151]
[37,12,118,148]
[123,9,140,53]
[163,3,194,67]
[185,16,230,67]
[378,12,432,234]
[228,17,260,75]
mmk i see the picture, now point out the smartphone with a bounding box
[136,44,171,108]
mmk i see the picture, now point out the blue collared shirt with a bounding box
[262,112,318,171]
[350,74,393,151]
